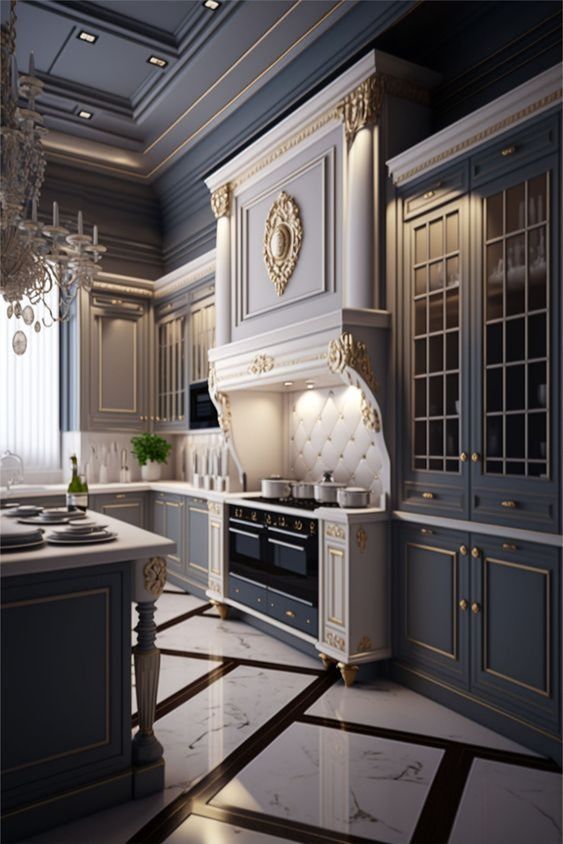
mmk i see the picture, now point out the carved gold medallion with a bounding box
[263,191,303,296]
[144,557,167,597]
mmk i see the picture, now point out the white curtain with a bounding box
[0,288,60,474]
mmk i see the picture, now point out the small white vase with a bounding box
[141,461,162,481]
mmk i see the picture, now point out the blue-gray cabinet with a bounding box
[151,492,185,580]
[394,522,561,751]
[185,497,209,589]
[397,114,560,533]
[90,492,146,528]
[150,492,209,592]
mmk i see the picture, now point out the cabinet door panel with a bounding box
[471,153,560,532]
[165,498,184,570]
[395,524,470,688]
[400,199,470,518]
[470,537,560,733]
[93,495,144,528]
[187,501,209,586]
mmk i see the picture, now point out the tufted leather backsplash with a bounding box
[288,385,383,499]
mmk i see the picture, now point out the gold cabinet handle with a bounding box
[421,492,435,500]
[115,493,126,499]
[471,547,481,558]
[471,602,481,615]
[459,599,468,611]
[420,528,434,536]
[460,452,468,463]
[501,542,517,552]
[459,545,468,556]
[501,500,517,509]
[501,145,516,157]
[471,452,481,463]
[285,609,296,618]
[257,597,262,603]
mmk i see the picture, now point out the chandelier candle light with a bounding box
[0,0,107,354]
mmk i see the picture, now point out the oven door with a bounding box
[266,526,318,605]
[228,517,269,585]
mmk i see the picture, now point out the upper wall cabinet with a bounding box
[392,102,561,533]
[80,289,150,431]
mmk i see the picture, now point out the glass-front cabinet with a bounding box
[156,307,187,430]
[399,116,560,533]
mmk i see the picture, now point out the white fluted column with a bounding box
[345,124,375,309]
[211,185,232,347]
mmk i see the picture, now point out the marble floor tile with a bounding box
[154,592,208,625]
[156,614,320,669]
[449,758,562,844]
[212,721,444,844]
[132,653,220,710]
[163,814,290,843]
[22,786,184,844]
[157,665,313,795]
[306,679,539,756]
[164,583,187,593]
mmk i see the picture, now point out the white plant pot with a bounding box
[141,461,162,481]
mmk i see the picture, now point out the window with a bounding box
[0,287,60,476]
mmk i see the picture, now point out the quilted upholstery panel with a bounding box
[288,386,383,497]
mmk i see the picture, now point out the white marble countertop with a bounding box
[0,512,176,578]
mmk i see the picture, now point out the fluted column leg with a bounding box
[132,601,163,766]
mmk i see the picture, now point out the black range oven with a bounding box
[228,504,318,607]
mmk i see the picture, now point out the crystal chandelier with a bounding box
[0,0,106,354]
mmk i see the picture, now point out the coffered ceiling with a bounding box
[3,0,355,179]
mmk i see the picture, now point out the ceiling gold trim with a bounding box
[146,0,346,179]
[144,1,302,155]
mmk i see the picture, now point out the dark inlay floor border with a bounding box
[128,668,339,843]
[160,647,324,675]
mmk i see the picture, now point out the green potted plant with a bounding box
[131,434,172,481]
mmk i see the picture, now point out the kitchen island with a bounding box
[0,514,175,842]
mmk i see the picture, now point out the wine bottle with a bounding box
[67,455,88,511]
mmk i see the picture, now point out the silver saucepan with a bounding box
[261,476,293,498]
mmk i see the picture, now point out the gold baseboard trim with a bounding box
[395,662,560,742]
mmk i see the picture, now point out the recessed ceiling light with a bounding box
[203,0,221,9]
[78,31,98,44]
[77,109,93,120]
[306,381,315,390]
[147,55,168,68]
[283,381,294,387]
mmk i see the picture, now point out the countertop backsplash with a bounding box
[287,385,384,499]
[62,431,175,484]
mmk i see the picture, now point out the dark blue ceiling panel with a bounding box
[90,0,194,34]
[11,2,75,75]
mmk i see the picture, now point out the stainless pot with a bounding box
[292,481,315,499]
[337,487,370,508]
[314,471,345,504]
[261,477,292,498]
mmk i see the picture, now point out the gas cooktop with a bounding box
[250,496,339,511]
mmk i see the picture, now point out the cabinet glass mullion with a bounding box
[411,209,461,474]
[483,171,549,479]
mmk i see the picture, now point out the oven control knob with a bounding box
[279,517,286,527]
[266,514,272,525]
[251,512,257,522]
[235,508,242,518]
[295,519,303,531]
[310,521,316,534]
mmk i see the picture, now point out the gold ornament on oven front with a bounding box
[263,191,303,296]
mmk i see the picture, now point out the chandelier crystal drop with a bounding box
[0,0,107,353]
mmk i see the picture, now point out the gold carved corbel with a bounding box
[337,74,385,145]
[211,184,231,219]
[327,331,379,394]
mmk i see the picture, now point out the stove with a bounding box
[251,496,339,511]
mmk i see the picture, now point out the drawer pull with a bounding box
[115,494,126,499]
[471,452,481,463]
[471,547,481,558]
[501,543,517,552]
[501,500,517,509]
[501,145,516,157]
[459,545,468,556]
[420,528,434,536]
[459,599,468,611]
[423,190,435,199]
[460,452,468,462]
[421,492,435,500]
[285,609,296,618]
[471,602,481,615]
[257,597,262,603]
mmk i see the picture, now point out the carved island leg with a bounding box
[211,599,229,620]
[337,662,359,687]
[133,601,163,766]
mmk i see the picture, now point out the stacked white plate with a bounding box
[19,508,87,526]
[3,504,43,519]
[46,519,117,545]
[1,519,45,552]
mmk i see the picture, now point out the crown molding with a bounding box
[387,63,563,185]
[154,248,216,300]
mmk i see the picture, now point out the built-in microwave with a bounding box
[189,380,219,429]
